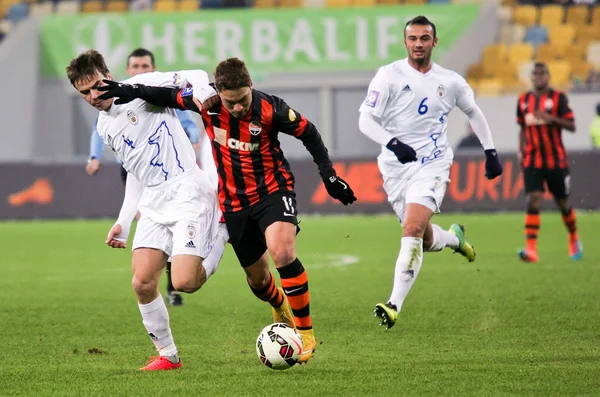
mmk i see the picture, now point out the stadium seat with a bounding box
[56,1,79,15]
[592,6,600,25]
[588,42,600,68]
[154,0,178,12]
[280,0,303,7]
[508,43,534,66]
[518,61,534,86]
[28,2,53,18]
[475,78,503,97]
[481,44,507,71]
[497,6,513,25]
[326,0,350,6]
[466,63,484,80]
[179,0,200,10]
[564,43,588,60]
[545,60,571,86]
[523,25,548,47]
[514,5,538,27]
[565,5,589,25]
[536,43,566,62]
[570,60,594,83]
[107,1,129,12]
[377,0,401,5]
[254,0,276,7]
[539,5,564,27]
[6,3,28,22]
[81,1,105,13]
[353,0,376,5]
[548,25,575,46]
[500,24,526,45]
[403,0,426,4]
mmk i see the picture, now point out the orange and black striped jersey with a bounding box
[516,89,574,169]
[175,88,335,213]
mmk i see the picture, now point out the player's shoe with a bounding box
[167,291,184,306]
[569,239,583,261]
[297,329,316,364]
[272,288,295,328]
[449,224,476,262]
[140,355,181,371]
[518,248,539,263]
[374,302,398,330]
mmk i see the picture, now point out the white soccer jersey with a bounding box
[96,70,209,187]
[359,58,474,176]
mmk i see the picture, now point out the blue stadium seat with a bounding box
[6,3,29,23]
[428,0,449,4]
[523,25,548,48]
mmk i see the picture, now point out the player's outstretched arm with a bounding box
[106,172,143,248]
[273,96,356,205]
[456,82,503,180]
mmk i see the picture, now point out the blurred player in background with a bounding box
[97,57,357,364]
[358,16,503,329]
[85,48,218,306]
[516,62,582,263]
[67,50,227,371]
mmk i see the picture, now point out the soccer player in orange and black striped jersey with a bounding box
[97,58,357,365]
[516,62,582,263]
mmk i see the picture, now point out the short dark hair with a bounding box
[127,48,155,67]
[534,61,548,70]
[66,49,109,86]
[214,57,252,91]
[405,15,436,38]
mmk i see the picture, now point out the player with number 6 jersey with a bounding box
[358,16,504,329]
[66,50,228,371]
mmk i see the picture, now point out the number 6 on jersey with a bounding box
[418,97,429,115]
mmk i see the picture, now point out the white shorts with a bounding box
[132,167,220,258]
[382,160,451,224]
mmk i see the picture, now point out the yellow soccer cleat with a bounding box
[272,288,296,328]
[449,224,476,262]
[374,302,398,330]
[297,329,316,364]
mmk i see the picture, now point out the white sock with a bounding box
[388,237,424,311]
[203,223,228,279]
[138,295,178,362]
[426,224,460,252]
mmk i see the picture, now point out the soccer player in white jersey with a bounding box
[358,16,504,329]
[66,50,228,370]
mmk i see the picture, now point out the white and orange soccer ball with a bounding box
[255,323,303,370]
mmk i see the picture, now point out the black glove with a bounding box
[484,149,503,180]
[323,175,357,205]
[98,79,145,105]
[386,138,417,164]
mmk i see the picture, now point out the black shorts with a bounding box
[523,167,570,198]
[223,190,300,267]
[120,165,127,185]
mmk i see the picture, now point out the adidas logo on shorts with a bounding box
[185,240,196,248]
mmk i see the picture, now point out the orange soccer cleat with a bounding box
[7,178,54,206]
[140,355,181,371]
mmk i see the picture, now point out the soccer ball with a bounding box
[255,323,303,370]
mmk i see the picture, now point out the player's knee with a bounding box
[131,275,158,297]
[270,245,296,268]
[172,279,202,294]
[403,222,426,238]
[526,193,543,211]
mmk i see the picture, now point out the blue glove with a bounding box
[484,149,503,180]
[386,138,417,164]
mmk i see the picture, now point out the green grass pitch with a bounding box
[0,213,598,396]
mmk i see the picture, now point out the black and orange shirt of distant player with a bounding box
[516,89,574,169]
[183,89,310,213]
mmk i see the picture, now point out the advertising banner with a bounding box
[41,5,480,78]
[0,153,597,220]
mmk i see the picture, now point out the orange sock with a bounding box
[248,272,284,308]
[525,211,540,252]
[277,259,312,330]
[561,208,578,241]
